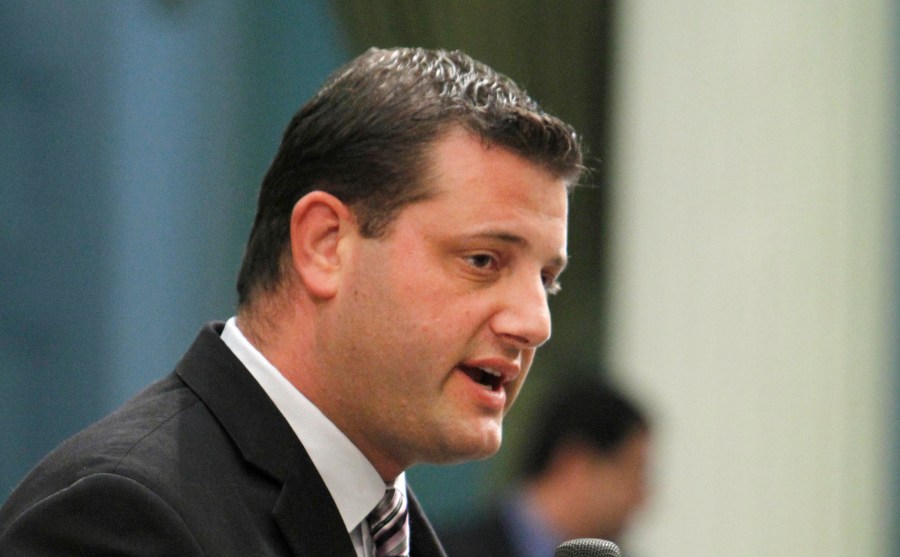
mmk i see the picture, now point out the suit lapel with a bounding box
[176,323,356,556]
[273,455,357,557]
[408,489,448,557]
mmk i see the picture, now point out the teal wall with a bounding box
[0,1,348,502]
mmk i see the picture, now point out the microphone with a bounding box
[554,538,621,557]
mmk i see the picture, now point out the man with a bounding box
[439,378,652,557]
[0,47,583,556]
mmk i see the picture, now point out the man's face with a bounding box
[321,130,569,478]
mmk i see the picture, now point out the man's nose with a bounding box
[490,275,552,349]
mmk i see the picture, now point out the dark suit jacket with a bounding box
[0,323,447,556]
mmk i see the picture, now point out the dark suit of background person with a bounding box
[439,378,652,557]
[0,47,585,556]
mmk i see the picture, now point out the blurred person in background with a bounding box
[440,376,652,557]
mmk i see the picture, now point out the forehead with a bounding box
[420,130,569,219]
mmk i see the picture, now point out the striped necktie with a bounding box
[367,487,410,557]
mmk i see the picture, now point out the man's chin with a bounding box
[450,428,503,462]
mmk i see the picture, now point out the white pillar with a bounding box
[609,3,895,556]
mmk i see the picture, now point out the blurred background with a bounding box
[1,2,896,556]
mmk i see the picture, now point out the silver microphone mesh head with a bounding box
[554,538,621,557]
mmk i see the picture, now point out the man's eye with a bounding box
[465,254,496,269]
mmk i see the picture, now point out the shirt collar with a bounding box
[220,317,404,531]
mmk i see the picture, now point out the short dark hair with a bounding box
[522,377,649,478]
[236,47,583,307]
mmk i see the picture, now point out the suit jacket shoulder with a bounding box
[0,324,346,555]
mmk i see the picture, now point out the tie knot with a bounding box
[367,488,410,557]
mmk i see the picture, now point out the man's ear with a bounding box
[289,191,355,299]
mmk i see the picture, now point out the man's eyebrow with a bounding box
[469,231,569,271]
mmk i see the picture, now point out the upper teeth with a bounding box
[482,368,501,377]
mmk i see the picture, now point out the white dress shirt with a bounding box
[220,317,405,557]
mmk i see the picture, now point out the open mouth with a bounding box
[459,364,503,391]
